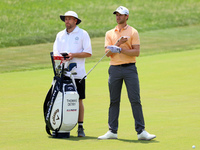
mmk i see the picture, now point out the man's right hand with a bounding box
[117,36,129,46]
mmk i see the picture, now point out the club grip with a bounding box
[79,75,86,83]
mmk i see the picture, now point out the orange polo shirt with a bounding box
[105,25,140,65]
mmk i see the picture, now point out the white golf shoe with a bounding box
[98,131,118,139]
[137,130,156,140]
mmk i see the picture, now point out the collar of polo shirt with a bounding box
[66,26,79,34]
[115,24,129,31]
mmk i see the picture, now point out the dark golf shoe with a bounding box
[78,127,85,137]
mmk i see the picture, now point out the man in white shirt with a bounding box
[53,11,92,137]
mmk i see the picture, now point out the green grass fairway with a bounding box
[1,48,199,150]
[1,25,200,73]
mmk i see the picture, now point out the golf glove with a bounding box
[107,45,122,53]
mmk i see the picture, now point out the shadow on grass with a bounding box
[49,135,159,143]
[48,135,98,141]
[118,138,159,144]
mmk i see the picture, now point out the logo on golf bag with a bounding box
[52,109,60,125]
[65,83,75,91]
[45,89,58,122]
[67,109,77,112]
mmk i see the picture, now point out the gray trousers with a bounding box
[108,64,145,134]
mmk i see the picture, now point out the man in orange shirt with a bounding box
[98,6,156,140]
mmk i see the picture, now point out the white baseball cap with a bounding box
[113,6,129,15]
[60,11,82,25]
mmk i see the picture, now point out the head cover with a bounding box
[113,6,129,15]
[60,11,82,25]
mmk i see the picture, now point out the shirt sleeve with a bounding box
[82,30,92,54]
[53,33,61,56]
[131,29,140,45]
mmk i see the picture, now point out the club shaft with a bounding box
[79,37,122,83]
[86,50,109,75]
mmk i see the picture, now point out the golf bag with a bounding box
[43,52,79,138]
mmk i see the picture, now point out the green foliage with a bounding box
[0,0,200,47]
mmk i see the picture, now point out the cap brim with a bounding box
[113,11,125,15]
[113,11,129,15]
[60,15,81,25]
[60,15,65,22]
[113,11,118,14]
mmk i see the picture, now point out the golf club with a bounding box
[79,37,123,83]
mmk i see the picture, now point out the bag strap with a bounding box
[45,125,52,136]
[50,52,56,76]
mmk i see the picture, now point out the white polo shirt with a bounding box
[53,26,92,79]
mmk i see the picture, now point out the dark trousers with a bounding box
[108,63,145,134]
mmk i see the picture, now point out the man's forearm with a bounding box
[70,52,92,58]
[120,48,140,57]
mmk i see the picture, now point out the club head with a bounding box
[67,63,77,72]
[71,72,77,75]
